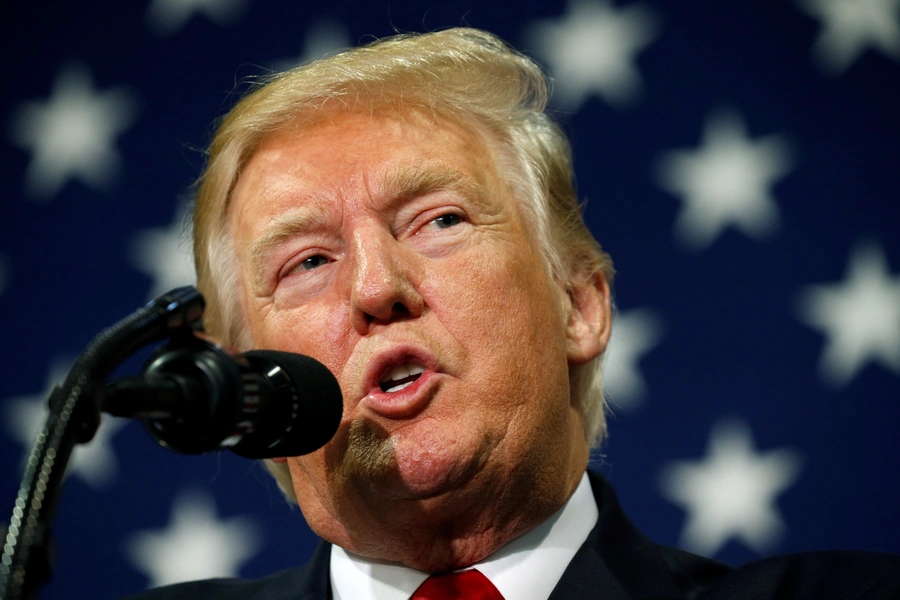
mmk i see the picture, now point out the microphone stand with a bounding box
[0,287,205,600]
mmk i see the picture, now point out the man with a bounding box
[131,28,898,599]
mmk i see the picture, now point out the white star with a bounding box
[658,419,803,557]
[524,0,660,109]
[796,241,900,386]
[656,111,794,251]
[603,308,664,409]
[798,0,900,75]
[3,359,130,488]
[146,0,247,36]
[273,18,352,72]
[9,65,138,200]
[130,203,197,299]
[126,490,262,588]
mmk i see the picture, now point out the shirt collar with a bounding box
[330,472,597,600]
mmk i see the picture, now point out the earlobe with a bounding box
[565,272,612,366]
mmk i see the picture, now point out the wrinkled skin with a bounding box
[227,109,611,571]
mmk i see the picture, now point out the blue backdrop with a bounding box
[2,1,898,598]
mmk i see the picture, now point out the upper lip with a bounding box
[359,342,440,399]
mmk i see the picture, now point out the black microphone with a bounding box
[102,335,343,459]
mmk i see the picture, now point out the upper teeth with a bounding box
[380,362,425,384]
[379,362,426,392]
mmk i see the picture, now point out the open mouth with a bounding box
[379,362,426,393]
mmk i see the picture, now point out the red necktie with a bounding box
[410,569,505,600]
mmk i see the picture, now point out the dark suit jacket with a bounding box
[127,472,900,599]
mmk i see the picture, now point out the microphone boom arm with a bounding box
[0,287,205,600]
[0,286,342,600]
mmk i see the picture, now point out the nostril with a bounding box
[363,302,409,325]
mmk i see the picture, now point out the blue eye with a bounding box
[432,214,461,229]
[301,255,329,270]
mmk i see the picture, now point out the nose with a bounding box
[346,228,424,334]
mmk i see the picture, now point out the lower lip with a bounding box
[362,371,437,419]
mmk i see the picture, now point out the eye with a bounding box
[300,255,329,270]
[431,213,462,229]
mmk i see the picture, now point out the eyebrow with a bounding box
[247,208,327,289]
[378,166,487,209]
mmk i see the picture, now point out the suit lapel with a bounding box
[547,539,635,600]
[549,471,726,600]
[252,541,333,600]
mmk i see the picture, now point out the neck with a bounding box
[309,452,589,571]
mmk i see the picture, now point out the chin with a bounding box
[374,439,485,502]
[338,410,495,498]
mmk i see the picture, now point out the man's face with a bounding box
[227,110,598,565]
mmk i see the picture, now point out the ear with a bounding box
[565,272,612,366]
[270,457,288,464]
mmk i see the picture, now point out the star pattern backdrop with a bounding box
[1,1,899,598]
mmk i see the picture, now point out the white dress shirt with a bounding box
[331,472,598,600]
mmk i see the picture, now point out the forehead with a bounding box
[230,108,508,220]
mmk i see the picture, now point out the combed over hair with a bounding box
[191,28,614,502]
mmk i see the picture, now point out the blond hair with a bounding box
[191,28,614,502]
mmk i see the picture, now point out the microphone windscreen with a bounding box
[235,350,343,459]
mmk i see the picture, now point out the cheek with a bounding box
[248,300,351,378]
[441,249,563,346]
[433,246,568,393]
